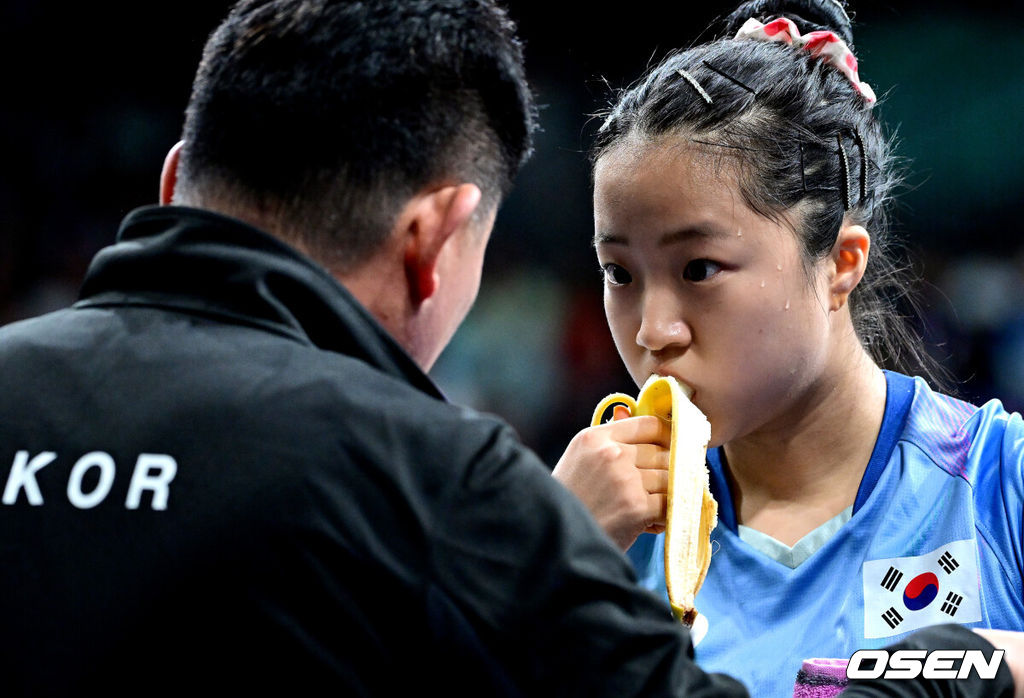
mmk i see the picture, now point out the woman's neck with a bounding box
[722,346,887,547]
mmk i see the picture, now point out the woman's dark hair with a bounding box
[592,0,949,388]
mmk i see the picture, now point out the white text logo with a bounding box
[847,649,1004,680]
[3,450,177,510]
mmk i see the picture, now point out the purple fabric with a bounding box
[792,658,849,698]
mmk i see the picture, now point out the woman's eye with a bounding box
[601,263,632,286]
[682,259,722,282]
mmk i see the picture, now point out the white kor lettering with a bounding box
[2,451,57,505]
[3,451,177,510]
[67,451,116,509]
[847,649,1005,681]
[125,454,177,510]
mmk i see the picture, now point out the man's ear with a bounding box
[160,141,185,205]
[401,183,482,306]
[829,223,870,311]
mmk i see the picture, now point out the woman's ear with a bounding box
[160,141,185,205]
[830,224,870,311]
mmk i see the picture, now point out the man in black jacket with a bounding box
[0,0,1017,696]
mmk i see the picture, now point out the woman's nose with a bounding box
[635,291,691,352]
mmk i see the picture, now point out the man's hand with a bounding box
[553,406,671,550]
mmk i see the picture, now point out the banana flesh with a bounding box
[591,374,717,626]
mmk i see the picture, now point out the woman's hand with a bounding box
[552,406,671,550]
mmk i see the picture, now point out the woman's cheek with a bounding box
[605,304,643,378]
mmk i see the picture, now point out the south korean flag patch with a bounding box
[863,540,981,639]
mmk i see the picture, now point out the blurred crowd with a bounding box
[2,0,1022,464]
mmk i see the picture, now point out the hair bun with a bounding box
[722,0,854,46]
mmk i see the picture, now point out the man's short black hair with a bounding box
[177,0,536,270]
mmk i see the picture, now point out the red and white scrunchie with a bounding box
[734,17,876,105]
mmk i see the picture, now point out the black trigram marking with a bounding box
[941,592,963,617]
[938,551,960,574]
[882,607,904,629]
[881,566,904,592]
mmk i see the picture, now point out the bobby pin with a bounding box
[836,133,852,211]
[702,60,757,96]
[852,128,867,201]
[677,68,713,105]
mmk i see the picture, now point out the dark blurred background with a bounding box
[2,1,1022,464]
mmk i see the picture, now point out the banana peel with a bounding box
[591,374,717,626]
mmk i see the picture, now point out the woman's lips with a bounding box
[651,370,695,399]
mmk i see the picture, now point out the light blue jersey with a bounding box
[628,371,1024,697]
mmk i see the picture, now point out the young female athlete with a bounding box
[552,0,1024,695]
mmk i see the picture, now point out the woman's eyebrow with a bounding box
[594,225,730,247]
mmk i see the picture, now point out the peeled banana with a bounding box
[591,374,717,626]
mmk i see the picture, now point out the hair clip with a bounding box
[800,133,868,211]
[701,60,757,96]
[836,133,852,210]
[677,68,713,105]
[852,128,867,201]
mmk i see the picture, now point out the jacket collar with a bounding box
[76,205,445,400]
